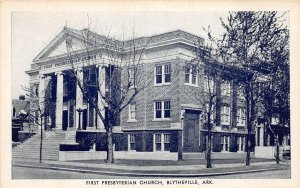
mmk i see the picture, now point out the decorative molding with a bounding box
[55,71,64,76]
[39,75,45,79]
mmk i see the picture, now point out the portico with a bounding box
[36,66,107,132]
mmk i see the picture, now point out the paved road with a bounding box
[12,166,290,179]
[12,166,128,179]
[210,168,291,179]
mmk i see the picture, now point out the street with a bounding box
[12,166,290,179]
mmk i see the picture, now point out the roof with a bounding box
[12,99,30,115]
[32,27,204,62]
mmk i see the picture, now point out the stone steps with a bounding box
[12,131,77,161]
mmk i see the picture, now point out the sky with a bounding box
[11,11,230,99]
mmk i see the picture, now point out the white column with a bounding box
[56,72,64,130]
[75,68,83,129]
[97,65,105,130]
[38,75,45,130]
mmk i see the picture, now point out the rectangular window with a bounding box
[221,81,231,96]
[155,65,162,84]
[164,64,171,83]
[155,134,162,151]
[154,133,170,151]
[128,102,136,120]
[204,135,213,150]
[221,106,231,125]
[155,101,162,119]
[155,100,171,119]
[271,116,280,124]
[221,135,230,152]
[163,134,171,151]
[237,108,246,126]
[155,64,171,84]
[204,75,214,93]
[191,65,197,85]
[237,85,245,100]
[185,67,190,83]
[89,68,97,83]
[185,65,198,85]
[164,101,171,118]
[237,136,245,152]
[129,134,135,150]
[63,83,68,96]
[205,103,214,123]
[128,68,135,87]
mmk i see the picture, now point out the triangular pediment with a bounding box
[33,28,94,61]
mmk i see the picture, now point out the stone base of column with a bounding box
[96,128,106,132]
[67,127,77,131]
[86,126,96,131]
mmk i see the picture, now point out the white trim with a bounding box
[221,135,230,152]
[221,80,231,96]
[128,103,137,122]
[221,106,231,125]
[184,64,199,86]
[153,83,172,87]
[153,133,171,152]
[184,83,199,87]
[128,134,136,151]
[154,64,171,85]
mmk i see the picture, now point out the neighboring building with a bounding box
[12,95,30,142]
[24,27,256,160]
[12,95,30,118]
[254,78,290,159]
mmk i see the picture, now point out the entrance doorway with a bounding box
[183,109,200,152]
[62,110,68,131]
[82,109,87,130]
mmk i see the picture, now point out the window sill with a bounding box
[153,83,171,87]
[128,150,137,152]
[237,124,245,127]
[221,123,230,126]
[184,83,199,87]
[127,119,137,123]
[152,118,172,122]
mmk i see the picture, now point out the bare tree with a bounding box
[63,27,153,163]
[22,85,50,163]
[203,11,289,166]
[257,32,289,164]
[189,46,217,168]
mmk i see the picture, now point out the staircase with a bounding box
[12,130,77,161]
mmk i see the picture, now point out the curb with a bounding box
[13,164,285,177]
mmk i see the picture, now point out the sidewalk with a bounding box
[12,158,290,177]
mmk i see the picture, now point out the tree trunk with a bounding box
[207,129,212,168]
[206,103,213,168]
[275,135,280,164]
[178,130,183,160]
[106,126,114,163]
[245,82,251,166]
